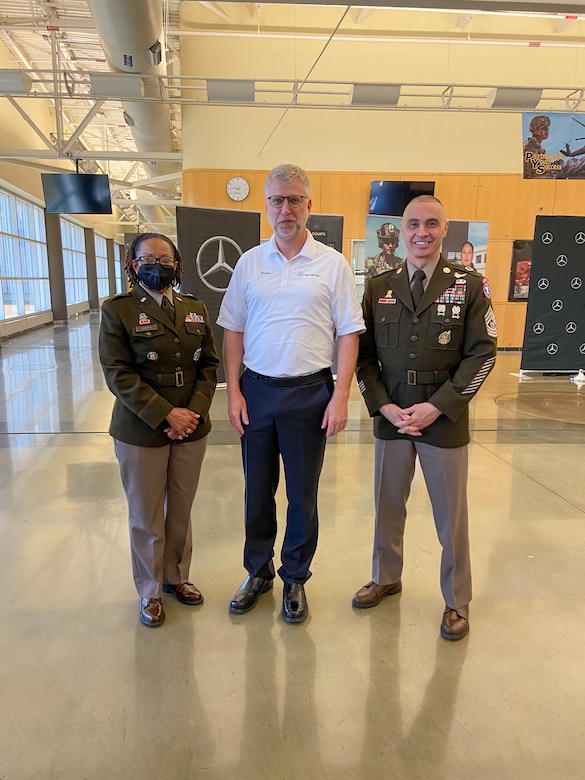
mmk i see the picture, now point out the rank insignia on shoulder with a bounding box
[140,297,147,303]
[438,330,452,345]
[147,351,158,361]
[193,348,202,362]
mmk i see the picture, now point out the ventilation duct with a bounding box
[85,0,180,228]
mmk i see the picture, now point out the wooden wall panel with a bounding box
[434,175,479,220]
[492,301,527,348]
[552,181,585,216]
[476,175,555,238]
[318,173,368,238]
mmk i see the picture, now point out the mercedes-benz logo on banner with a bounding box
[580,344,585,355]
[547,343,558,354]
[556,254,568,266]
[551,299,564,312]
[575,232,585,245]
[196,236,242,293]
[541,232,553,244]
[537,278,549,290]
[533,322,545,334]
[566,322,578,334]
[571,277,582,289]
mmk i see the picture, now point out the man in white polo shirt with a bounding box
[217,163,364,623]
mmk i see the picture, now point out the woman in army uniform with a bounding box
[99,233,219,627]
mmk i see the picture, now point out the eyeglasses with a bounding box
[136,255,175,267]
[266,195,309,208]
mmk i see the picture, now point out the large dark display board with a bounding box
[306,214,344,253]
[176,206,261,383]
[521,215,585,371]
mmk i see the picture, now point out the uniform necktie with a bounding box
[161,295,175,324]
[411,269,426,309]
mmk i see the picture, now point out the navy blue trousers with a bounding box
[240,369,334,584]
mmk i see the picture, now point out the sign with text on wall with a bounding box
[523,112,585,179]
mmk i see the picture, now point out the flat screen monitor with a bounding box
[369,180,435,216]
[41,173,113,214]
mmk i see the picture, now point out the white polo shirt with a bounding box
[217,231,365,377]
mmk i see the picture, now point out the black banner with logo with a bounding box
[307,214,344,254]
[176,206,261,382]
[521,216,585,371]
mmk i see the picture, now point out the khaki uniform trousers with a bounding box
[114,437,207,599]
[372,437,471,610]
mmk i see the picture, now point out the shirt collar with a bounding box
[406,258,440,282]
[267,229,315,261]
[139,281,173,306]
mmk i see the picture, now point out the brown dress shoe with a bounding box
[352,580,402,609]
[139,598,165,627]
[441,607,469,641]
[162,582,204,605]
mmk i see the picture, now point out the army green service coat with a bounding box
[99,285,219,447]
[357,256,497,448]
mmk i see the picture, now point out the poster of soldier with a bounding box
[523,112,585,179]
[360,215,489,285]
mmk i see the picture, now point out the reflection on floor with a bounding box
[1,313,585,779]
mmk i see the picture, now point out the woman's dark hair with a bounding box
[125,232,182,288]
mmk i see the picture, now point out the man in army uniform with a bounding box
[364,222,404,283]
[352,196,497,641]
[523,115,552,178]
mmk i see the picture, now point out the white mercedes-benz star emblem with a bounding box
[571,277,582,289]
[537,278,549,290]
[196,236,243,293]
[556,254,568,266]
[541,232,553,244]
[547,343,558,355]
[580,344,585,355]
[551,299,564,311]
[575,232,585,245]
[533,322,545,334]
[566,322,578,334]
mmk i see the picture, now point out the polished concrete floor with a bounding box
[1,313,585,779]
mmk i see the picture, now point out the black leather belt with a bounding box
[245,367,332,387]
[386,370,450,386]
[155,368,195,387]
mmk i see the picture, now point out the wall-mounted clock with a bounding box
[226,176,250,202]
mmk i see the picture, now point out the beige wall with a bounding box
[183,167,585,348]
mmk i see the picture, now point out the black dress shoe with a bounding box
[229,575,273,614]
[282,582,308,624]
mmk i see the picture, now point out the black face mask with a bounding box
[137,264,176,292]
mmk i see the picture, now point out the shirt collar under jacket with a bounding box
[406,257,440,284]
[138,281,174,307]
[267,229,315,262]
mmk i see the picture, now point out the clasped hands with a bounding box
[164,407,200,441]
[379,401,440,436]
